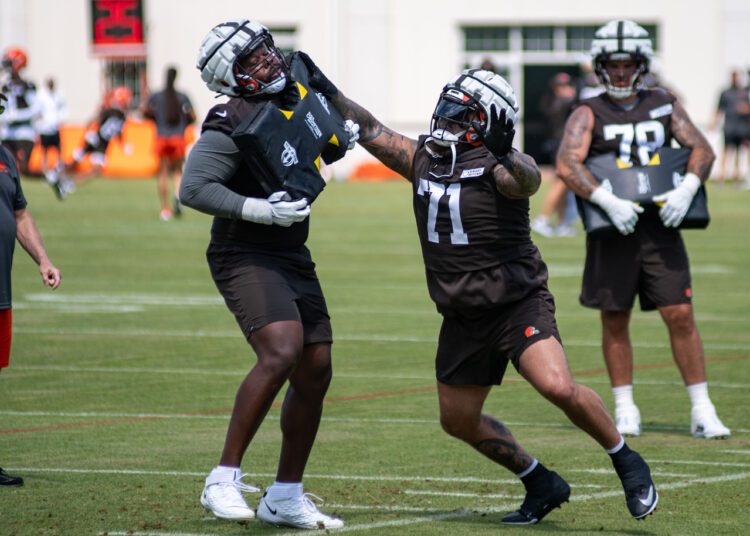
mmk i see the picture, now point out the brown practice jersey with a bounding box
[410,136,539,312]
[201,95,310,250]
[580,88,676,165]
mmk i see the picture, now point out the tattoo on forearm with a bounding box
[671,102,715,179]
[557,109,599,197]
[496,151,541,198]
[472,416,533,473]
[331,93,415,177]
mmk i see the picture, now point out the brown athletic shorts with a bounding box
[435,286,561,386]
[207,244,332,344]
[580,210,692,311]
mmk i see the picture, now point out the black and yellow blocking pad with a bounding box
[231,53,351,202]
[577,147,709,236]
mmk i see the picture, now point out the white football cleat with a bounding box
[531,217,556,238]
[257,490,344,530]
[615,405,641,437]
[200,472,259,521]
[691,405,731,439]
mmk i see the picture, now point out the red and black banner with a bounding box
[90,0,146,56]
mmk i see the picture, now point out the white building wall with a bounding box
[1,0,749,173]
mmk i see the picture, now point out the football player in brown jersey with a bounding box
[325,68,658,523]
[181,19,357,530]
[556,20,730,441]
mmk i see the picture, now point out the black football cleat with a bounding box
[613,451,658,520]
[501,471,571,525]
[0,468,24,486]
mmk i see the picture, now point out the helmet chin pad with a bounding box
[429,128,464,147]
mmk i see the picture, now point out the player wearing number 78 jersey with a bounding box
[327,67,658,525]
[555,20,730,441]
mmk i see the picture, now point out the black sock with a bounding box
[609,442,634,468]
[520,462,551,492]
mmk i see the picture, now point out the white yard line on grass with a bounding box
[98,472,750,536]
[3,410,748,435]
[12,326,750,351]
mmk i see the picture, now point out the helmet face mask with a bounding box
[233,35,288,95]
[429,69,518,148]
[197,19,289,98]
[430,90,484,147]
[590,20,653,100]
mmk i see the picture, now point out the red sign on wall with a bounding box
[90,0,146,56]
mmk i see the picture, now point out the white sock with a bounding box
[206,465,240,485]
[605,435,625,455]
[612,385,635,410]
[268,481,303,501]
[516,459,538,479]
[686,382,712,410]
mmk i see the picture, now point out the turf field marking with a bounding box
[12,326,750,351]
[570,468,697,478]
[13,302,144,313]
[99,472,750,535]
[570,471,750,502]
[3,410,748,436]
[651,460,750,468]
[10,364,750,391]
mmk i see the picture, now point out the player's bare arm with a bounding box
[670,100,715,180]
[555,105,599,199]
[493,151,541,199]
[331,92,418,179]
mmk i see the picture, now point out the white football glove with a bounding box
[241,191,310,227]
[344,119,359,150]
[652,172,701,228]
[590,186,644,235]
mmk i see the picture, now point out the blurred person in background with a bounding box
[531,72,579,238]
[181,18,358,529]
[0,90,62,486]
[479,57,497,73]
[61,86,133,189]
[711,70,750,186]
[35,77,68,199]
[330,68,659,525]
[556,20,730,440]
[0,47,39,177]
[143,66,195,221]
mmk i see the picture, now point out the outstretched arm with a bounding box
[330,92,418,179]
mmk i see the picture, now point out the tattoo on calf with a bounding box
[472,416,533,473]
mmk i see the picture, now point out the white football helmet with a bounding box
[430,69,519,147]
[590,20,653,99]
[197,18,288,97]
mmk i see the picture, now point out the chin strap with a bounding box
[425,139,457,179]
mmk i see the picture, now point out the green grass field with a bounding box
[1,176,748,535]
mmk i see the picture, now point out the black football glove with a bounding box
[0,92,6,115]
[473,103,515,161]
[297,51,339,99]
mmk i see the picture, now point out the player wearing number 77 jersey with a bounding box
[555,20,730,441]
[327,68,658,525]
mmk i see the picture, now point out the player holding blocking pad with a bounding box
[180,18,358,530]
[556,20,730,440]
